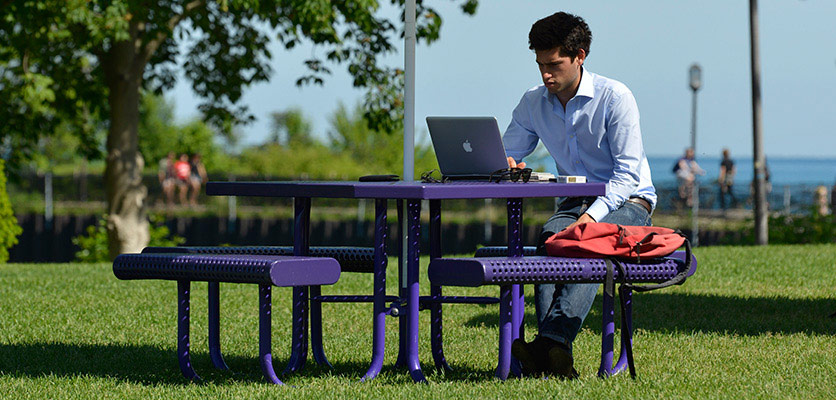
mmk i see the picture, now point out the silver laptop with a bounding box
[426,116,509,178]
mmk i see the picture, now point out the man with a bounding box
[718,148,737,209]
[503,11,656,378]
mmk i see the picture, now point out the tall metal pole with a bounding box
[688,64,702,246]
[403,0,416,182]
[690,89,699,246]
[401,0,417,295]
[749,0,768,245]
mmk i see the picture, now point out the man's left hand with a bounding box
[564,213,596,231]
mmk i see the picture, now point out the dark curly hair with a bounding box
[528,12,592,59]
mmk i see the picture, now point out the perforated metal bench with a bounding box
[142,246,374,272]
[429,250,697,380]
[113,253,340,385]
[141,246,375,373]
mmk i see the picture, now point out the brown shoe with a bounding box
[546,341,579,379]
[511,338,547,376]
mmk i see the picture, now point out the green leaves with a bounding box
[0,160,22,263]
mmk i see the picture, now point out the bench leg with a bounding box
[309,285,332,368]
[363,198,389,381]
[208,282,229,370]
[429,199,452,373]
[598,282,616,378]
[259,284,284,385]
[495,284,513,380]
[177,280,200,381]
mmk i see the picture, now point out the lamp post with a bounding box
[689,63,702,246]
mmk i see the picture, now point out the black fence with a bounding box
[10,212,745,263]
[8,171,829,213]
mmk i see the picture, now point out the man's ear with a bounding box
[575,48,587,66]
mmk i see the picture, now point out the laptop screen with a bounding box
[426,116,509,177]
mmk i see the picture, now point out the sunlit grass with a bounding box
[2,244,835,398]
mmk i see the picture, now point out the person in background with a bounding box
[718,148,737,209]
[158,152,176,207]
[188,153,208,206]
[173,153,191,205]
[814,185,830,216]
[831,182,836,215]
[674,148,704,208]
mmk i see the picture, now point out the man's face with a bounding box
[535,47,584,96]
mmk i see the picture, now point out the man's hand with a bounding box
[564,213,596,231]
[507,157,526,169]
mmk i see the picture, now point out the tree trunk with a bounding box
[102,35,150,259]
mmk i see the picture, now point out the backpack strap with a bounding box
[615,233,692,293]
[617,284,637,378]
[605,259,637,378]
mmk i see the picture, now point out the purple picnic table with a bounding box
[206,180,606,382]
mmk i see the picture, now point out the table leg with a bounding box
[406,199,427,383]
[362,199,389,381]
[259,284,284,384]
[506,198,524,378]
[394,199,407,368]
[208,282,229,370]
[177,280,200,381]
[429,199,452,373]
[286,197,310,374]
[309,285,331,368]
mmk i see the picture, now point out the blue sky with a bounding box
[171,0,836,158]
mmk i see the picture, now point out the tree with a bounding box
[0,1,478,258]
[269,108,314,147]
[138,92,222,169]
[328,102,438,176]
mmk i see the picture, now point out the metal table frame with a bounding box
[207,181,605,382]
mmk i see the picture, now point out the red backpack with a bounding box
[543,222,692,293]
[545,223,685,260]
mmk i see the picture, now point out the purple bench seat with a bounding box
[142,246,375,273]
[113,253,340,385]
[428,251,697,380]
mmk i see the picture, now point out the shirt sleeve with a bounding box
[502,94,540,162]
[586,91,644,222]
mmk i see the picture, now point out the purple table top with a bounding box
[206,180,605,200]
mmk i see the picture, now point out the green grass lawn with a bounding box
[2,245,835,399]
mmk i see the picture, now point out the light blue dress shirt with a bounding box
[503,68,656,222]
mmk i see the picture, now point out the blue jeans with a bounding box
[535,196,651,353]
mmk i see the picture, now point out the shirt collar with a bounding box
[541,67,595,102]
[575,67,594,99]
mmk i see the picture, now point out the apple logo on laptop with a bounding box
[462,140,473,153]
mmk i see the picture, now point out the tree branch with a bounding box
[141,0,204,63]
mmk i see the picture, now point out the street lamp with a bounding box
[688,63,702,246]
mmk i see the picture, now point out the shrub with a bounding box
[731,209,836,245]
[73,214,185,262]
[0,159,23,263]
[767,210,836,244]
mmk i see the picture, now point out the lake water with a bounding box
[647,156,836,187]
[531,154,836,211]
[533,154,836,187]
